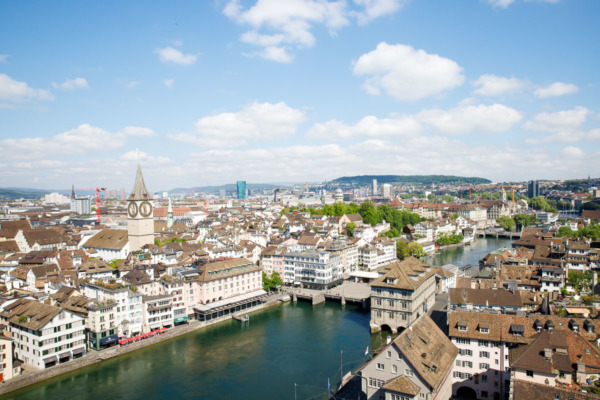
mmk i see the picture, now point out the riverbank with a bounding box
[0,292,288,396]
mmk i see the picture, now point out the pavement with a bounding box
[429,293,449,335]
[284,281,371,301]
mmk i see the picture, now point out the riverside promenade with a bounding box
[0,292,288,396]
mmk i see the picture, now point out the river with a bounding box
[7,238,510,400]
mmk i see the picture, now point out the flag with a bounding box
[365,346,369,356]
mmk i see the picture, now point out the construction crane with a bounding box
[70,186,106,224]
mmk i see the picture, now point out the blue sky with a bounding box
[1,0,598,192]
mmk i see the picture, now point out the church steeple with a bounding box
[128,163,151,201]
[167,197,174,228]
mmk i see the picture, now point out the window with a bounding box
[392,365,397,374]
[481,375,488,383]
[460,349,473,356]
[405,369,413,377]
[480,351,490,358]
[480,363,490,370]
[377,363,384,371]
[462,361,473,368]
[481,391,488,398]
[526,370,534,378]
[386,351,391,359]
[480,327,489,334]
[479,340,489,347]
[456,338,471,345]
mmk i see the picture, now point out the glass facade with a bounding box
[237,181,246,199]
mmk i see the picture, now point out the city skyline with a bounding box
[1,1,599,191]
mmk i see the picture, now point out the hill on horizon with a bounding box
[332,175,491,186]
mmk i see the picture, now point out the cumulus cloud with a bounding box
[471,74,525,96]
[224,0,404,62]
[563,146,584,158]
[534,82,579,98]
[0,124,156,161]
[417,103,523,134]
[125,81,139,89]
[306,115,422,139]
[0,73,54,104]
[353,42,465,101]
[524,106,591,132]
[52,77,89,91]
[0,54,8,63]
[352,0,407,25]
[168,101,306,147]
[488,0,515,8]
[154,46,197,66]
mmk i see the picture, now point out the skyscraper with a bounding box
[382,183,391,198]
[372,179,377,196]
[528,180,540,198]
[237,181,247,199]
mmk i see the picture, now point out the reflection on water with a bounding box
[424,237,513,267]
[7,302,377,400]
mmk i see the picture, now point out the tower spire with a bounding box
[71,184,75,199]
[128,163,150,200]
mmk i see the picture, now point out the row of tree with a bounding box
[496,214,538,231]
[262,272,283,292]
[556,224,600,241]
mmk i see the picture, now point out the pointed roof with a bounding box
[128,163,151,201]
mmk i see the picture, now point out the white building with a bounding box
[1,299,86,369]
[71,196,92,215]
[283,250,343,289]
[83,283,143,337]
[142,294,174,332]
[43,192,70,205]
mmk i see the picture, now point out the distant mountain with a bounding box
[0,187,52,200]
[169,183,283,194]
[332,175,491,186]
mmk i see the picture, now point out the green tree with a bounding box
[271,271,283,287]
[577,223,600,240]
[513,214,538,229]
[397,241,410,259]
[496,216,515,232]
[407,242,425,257]
[346,222,356,237]
[530,196,557,212]
[450,213,459,221]
[556,226,576,237]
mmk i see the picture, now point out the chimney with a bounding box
[544,348,552,359]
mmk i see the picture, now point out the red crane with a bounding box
[70,187,106,224]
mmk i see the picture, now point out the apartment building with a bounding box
[142,295,173,332]
[283,250,343,289]
[370,257,436,334]
[0,299,86,369]
[359,314,458,400]
[83,282,143,337]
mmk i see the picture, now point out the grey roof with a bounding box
[127,163,151,201]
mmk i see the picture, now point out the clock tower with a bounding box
[127,163,154,251]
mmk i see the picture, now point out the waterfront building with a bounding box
[142,294,173,332]
[237,181,247,200]
[359,314,458,400]
[369,257,436,334]
[448,288,525,313]
[159,276,188,325]
[193,258,266,322]
[127,163,154,252]
[85,300,118,351]
[327,239,359,274]
[283,250,343,289]
[0,334,16,382]
[260,246,287,277]
[0,298,86,369]
[83,282,143,337]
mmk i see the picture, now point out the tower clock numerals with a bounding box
[128,202,138,218]
[140,201,153,217]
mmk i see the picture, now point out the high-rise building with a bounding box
[237,181,247,199]
[219,189,226,199]
[528,180,540,198]
[372,179,377,196]
[382,183,391,198]
[127,163,154,251]
[70,196,91,215]
[120,188,125,200]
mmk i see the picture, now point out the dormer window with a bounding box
[534,319,543,332]
[569,319,579,333]
[584,320,594,333]
[510,324,524,336]
[545,320,555,331]
[479,322,490,334]
[458,321,468,332]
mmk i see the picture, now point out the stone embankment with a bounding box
[0,292,288,396]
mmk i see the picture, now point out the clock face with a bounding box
[140,201,153,218]
[128,202,138,218]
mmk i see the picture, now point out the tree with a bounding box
[513,214,538,229]
[530,196,557,212]
[346,222,356,237]
[271,271,283,287]
[450,213,459,221]
[397,241,410,259]
[496,216,515,232]
[407,242,425,257]
[556,226,576,237]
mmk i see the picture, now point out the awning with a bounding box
[174,316,189,323]
[72,348,85,355]
[59,352,71,359]
[160,327,168,332]
[133,336,142,340]
[44,356,58,364]
[100,334,119,345]
[118,339,127,345]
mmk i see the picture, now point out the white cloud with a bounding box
[169,101,306,147]
[125,81,139,89]
[0,54,8,63]
[154,46,197,66]
[417,103,523,134]
[119,126,156,137]
[352,0,406,25]
[306,115,422,139]
[224,0,404,62]
[120,150,172,164]
[471,74,525,96]
[52,77,89,91]
[534,82,579,98]
[563,146,584,158]
[162,79,175,89]
[353,42,465,101]
[0,73,54,103]
[524,106,591,132]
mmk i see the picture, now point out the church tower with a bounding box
[127,163,154,251]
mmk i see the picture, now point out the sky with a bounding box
[0,0,599,193]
